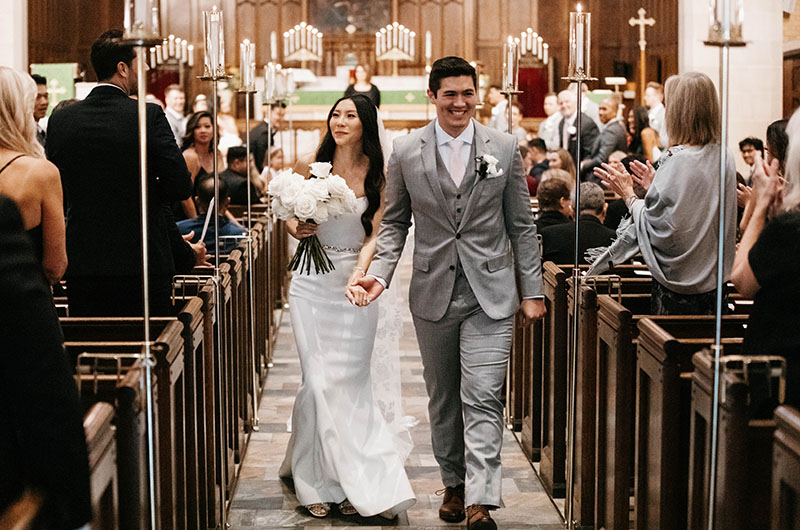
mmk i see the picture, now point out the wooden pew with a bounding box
[83,402,117,529]
[566,275,652,527]
[688,350,784,530]
[772,405,800,530]
[64,319,186,530]
[634,316,748,530]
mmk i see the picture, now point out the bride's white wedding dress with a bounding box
[279,197,416,517]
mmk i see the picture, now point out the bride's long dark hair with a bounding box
[316,94,384,237]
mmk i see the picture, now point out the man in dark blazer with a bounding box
[47,29,192,316]
[557,89,599,170]
[249,102,285,172]
[0,195,92,529]
[541,181,616,265]
[580,97,628,180]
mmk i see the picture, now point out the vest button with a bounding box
[456,233,461,239]
[449,265,455,271]
[456,194,462,199]
[457,208,462,213]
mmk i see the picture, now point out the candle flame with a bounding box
[507,35,513,44]
[243,38,249,44]
[577,3,582,12]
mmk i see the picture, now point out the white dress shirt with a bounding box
[435,119,474,175]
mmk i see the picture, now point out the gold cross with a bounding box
[629,8,655,51]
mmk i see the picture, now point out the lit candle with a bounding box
[537,36,543,59]
[318,34,323,57]
[393,22,399,49]
[283,32,289,56]
[410,32,415,58]
[150,47,156,67]
[188,44,195,67]
[576,5,584,71]
[543,43,549,65]
[375,32,381,56]
[156,44,163,64]
[150,2,160,37]
[240,40,250,89]
[294,26,300,52]
[709,0,744,41]
[265,63,274,101]
[124,0,132,35]
[203,7,219,76]
[380,28,386,54]
[168,34,175,57]
[425,31,432,60]
[300,22,306,50]
[271,31,278,61]
[569,3,590,76]
[181,39,188,63]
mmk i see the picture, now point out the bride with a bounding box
[279,94,416,519]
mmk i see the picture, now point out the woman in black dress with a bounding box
[732,110,800,407]
[344,64,380,108]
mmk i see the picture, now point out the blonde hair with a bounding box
[664,72,720,147]
[0,66,45,158]
[782,108,800,211]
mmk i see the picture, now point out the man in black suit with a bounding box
[0,195,92,529]
[557,89,599,170]
[249,102,285,172]
[47,29,192,316]
[541,181,616,265]
[580,97,628,180]
[221,146,261,205]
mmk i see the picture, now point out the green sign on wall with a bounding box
[30,63,78,116]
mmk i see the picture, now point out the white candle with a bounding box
[150,2,160,37]
[271,31,278,61]
[265,63,274,101]
[241,40,250,88]
[375,32,380,56]
[410,32,415,58]
[188,44,194,67]
[124,0,132,35]
[181,39,188,63]
[538,36,543,59]
[294,26,300,51]
[576,13,584,71]
[543,43,549,65]
[283,32,289,56]
[169,34,175,57]
[156,44,163,64]
[300,22,306,49]
[380,29,386,53]
[425,31,432,60]
[318,34,323,57]
[218,10,225,75]
[393,23,399,48]
[150,47,156,67]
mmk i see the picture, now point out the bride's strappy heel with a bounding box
[338,499,358,516]
[306,503,331,518]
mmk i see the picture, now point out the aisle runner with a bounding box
[229,259,562,529]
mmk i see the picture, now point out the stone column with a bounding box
[679,0,783,174]
[0,0,27,70]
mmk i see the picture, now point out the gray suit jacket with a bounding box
[587,119,628,167]
[370,119,543,321]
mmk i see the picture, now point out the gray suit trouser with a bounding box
[412,271,513,508]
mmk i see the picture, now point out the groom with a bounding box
[359,57,545,530]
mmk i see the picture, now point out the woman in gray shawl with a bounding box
[592,72,736,315]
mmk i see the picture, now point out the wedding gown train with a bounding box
[279,197,416,517]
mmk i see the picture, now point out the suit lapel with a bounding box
[458,121,492,229]
[419,122,456,230]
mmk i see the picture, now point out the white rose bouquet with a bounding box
[268,162,359,274]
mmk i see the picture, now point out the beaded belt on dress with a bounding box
[322,244,360,253]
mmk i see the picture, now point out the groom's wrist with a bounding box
[366,274,388,289]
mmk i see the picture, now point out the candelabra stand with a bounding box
[703,4,745,527]
[118,28,164,529]
[562,67,596,530]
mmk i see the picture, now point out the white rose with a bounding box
[309,161,332,178]
[326,173,350,198]
[271,197,292,220]
[313,202,330,224]
[305,178,330,201]
[482,154,499,165]
[280,180,304,207]
[342,188,359,212]
[294,194,318,221]
[267,168,294,197]
[327,198,346,217]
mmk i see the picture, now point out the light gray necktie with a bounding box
[449,138,466,186]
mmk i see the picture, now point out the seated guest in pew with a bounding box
[546,147,577,182]
[0,194,92,529]
[178,110,225,220]
[732,109,800,407]
[593,72,736,315]
[534,175,572,233]
[0,67,67,285]
[178,172,245,255]
[46,29,192,317]
[526,138,549,196]
[221,146,261,206]
[540,181,616,265]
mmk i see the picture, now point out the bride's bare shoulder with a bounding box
[293,153,315,178]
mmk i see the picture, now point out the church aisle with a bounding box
[229,260,563,529]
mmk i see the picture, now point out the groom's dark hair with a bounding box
[428,56,476,96]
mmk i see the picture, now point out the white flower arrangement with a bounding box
[268,164,359,274]
[476,153,504,180]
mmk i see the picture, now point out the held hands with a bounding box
[519,299,546,327]
[354,275,386,305]
[345,267,371,307]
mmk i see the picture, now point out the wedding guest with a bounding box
[507,103,528,144]
[558,89,599,168]
[595,71,736,315]
[581,96,628,180]
[46,29,192,316]
[31,74,48,147]
[526,138,549,196]
[177,172,245,255]
[250,102,286,172]
[645,81,668,147]
[164,84,186,145]
[0,194,91,530]
[344,64,381,108]
[260,145,284,188]
[627,106,660,164]
[179,110,224,219]
[732,109,800,407]
[546,148,576,181]
[0,66,66,284]
[603,154,647,231]
[740,120,788,233]
[534,176,572,233]
[538,92,561,150]
[738,136,764,185]
[541,181,616,265]
[221,146,260,205]
[487,85,508,132]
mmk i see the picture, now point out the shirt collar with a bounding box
[434,119,474,147]
[95,82,127,94]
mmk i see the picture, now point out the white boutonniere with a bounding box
[568,125,577,136]
[476,154,504,181]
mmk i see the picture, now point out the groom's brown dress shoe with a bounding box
[466,504,497,530]
[438,484,466,522]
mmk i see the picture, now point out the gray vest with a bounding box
[435,141,478,285]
